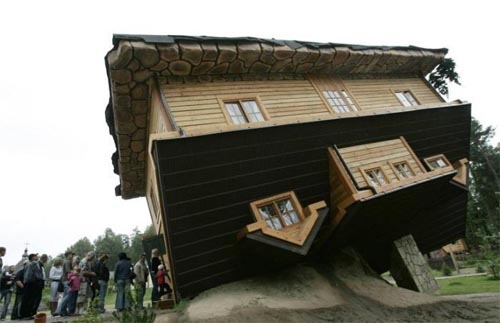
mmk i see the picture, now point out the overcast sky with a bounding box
[1,1,498,266]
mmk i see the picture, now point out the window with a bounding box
[258,198,300,230]
[364,167,388,187]
[224,99,265,125]
[395,90,419,107]
[251,192,303,231]
[322,90,358,113]
[393,161,414,179]
[424,155,450,170]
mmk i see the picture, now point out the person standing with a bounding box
[150,249,160,303]
[114,252,132,311]
[133,253,148,309]
[0,265,15,320]
[0,247,5,273]
[54,251,74,316]
[20,254,43,319]
[48,257,63,315]
[79,251,96,311]
[10,261,27,320]
[93,254,109,313]
[32,254,48,315]
[66,265,82,316]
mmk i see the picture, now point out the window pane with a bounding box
[282,214,293,226]
[396,92,411,107]
[375,169,387,184]
[225,102,248,125]
[288,211,300,224]
[403,92,418,106]
[242,100,264,122]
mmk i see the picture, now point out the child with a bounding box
[156,265,172,299]
[66,265,82,316]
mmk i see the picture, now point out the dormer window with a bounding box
[322,90,358,113]
[251,192,303,231]
[424,155,450,170]
[395,90,419,107]
[224,99,265,125]
[364,167,388,187]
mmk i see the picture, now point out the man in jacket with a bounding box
[114,252,132,311]
[20,254,43,319]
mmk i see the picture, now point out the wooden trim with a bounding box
[307,76,336,115]
[452,158,468,186]
[337,78,363,111]
[308,75,361,113]
[400,136,426,173]
[359,165,391,190]
[327,147,357,196]
[241,192,326,246]
[250,191,305,223]
[156,77,178,131]
[423,154,452,170]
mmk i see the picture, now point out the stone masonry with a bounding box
[105,36,447,199]
[390,234,439,294]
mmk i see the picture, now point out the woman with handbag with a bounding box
[49,257,64,315]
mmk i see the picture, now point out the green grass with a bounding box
[436,275,500,295]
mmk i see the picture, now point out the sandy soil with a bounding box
[157,249,499,322]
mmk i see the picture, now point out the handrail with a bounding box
[155,75,179,132]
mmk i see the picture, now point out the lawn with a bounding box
[436,275,500,295]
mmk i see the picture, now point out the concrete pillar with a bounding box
[389,235,439,293]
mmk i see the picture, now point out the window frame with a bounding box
[309,76,361,114]
[250,191,305,231]
[392,89,420,107]
[389,160,415,180]
[423,154,451,170]
[360,166,390,187]
[218,95,269,125]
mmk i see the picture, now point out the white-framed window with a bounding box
[364,167,388,187]
[322,90,358,113]
[395,90,419,107]
[224,99,265,125]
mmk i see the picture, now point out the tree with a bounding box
[128,227,144,263]
[466,118,500,250]
[94,228,127,269]
[66,237,94,258]
[428,58,461,97]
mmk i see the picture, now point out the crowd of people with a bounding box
[0,246,172,320]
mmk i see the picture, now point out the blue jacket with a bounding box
[114,259,132,282]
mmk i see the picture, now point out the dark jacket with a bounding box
[114,259,132,282]
[94,260,110,282]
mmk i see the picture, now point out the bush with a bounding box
[441,263,452,276]
[112,290,156,323]
[487,261,500,280]
[476,265,485,273]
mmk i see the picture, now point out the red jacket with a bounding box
[156,270,165,285]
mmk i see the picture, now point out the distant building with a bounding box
[105,35,470,299]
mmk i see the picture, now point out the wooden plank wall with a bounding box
[160,76,443,132]
[339,138,424,187]
[149,85,170,134]
[343,77,443,110]
[161,80,330,129]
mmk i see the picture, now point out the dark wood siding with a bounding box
[153,103,471,298]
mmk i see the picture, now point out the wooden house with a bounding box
[104,35,470,299]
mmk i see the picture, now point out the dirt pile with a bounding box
[176,249,499,322]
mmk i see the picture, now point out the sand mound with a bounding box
[178,249,499,322]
